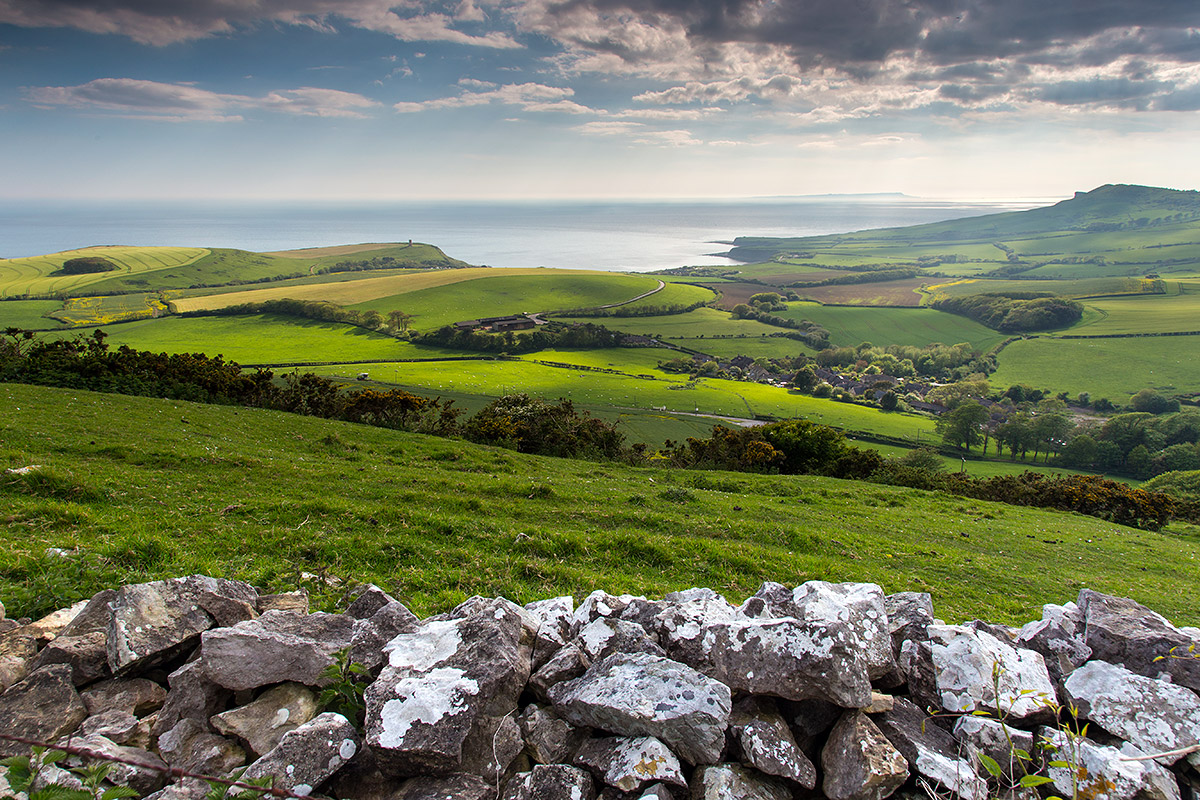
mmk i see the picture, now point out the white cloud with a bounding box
[24,78,380,120]
[393,81,592,113]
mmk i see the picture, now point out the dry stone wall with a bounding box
[0,576,1199,800]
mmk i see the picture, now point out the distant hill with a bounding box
[727,184,1200,259]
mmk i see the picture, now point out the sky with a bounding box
[2,0,1199,201]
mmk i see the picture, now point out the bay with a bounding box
[0,197,1048,271]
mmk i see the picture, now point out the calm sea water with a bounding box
[0,197,1048,271]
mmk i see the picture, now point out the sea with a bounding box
[0,196,1052,271]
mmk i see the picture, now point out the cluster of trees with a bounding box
[181,298,412,334]
[930,293,1083,332]
[59,257,119,275]
[463,394,627,459]
[931,381,1196,479]
[414,322,627,354]
[729,299,831,349]
[315,254,467,274]
[561,299,709,318]
[813,341,991,380]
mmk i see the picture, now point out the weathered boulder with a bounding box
[504,764,595,800]
[528,642,588,700]
[0,664,87,757]
[1016,602,1091,685]
[912,624,1057,722]
[0,628,38,692]
[394,773,497,799]
[65,734,168,795]
[952,715,1036,782]
[792,581,896,681]
[345,584,397,620]
[1039,728,1180,800]
[572,591,649,635]
[157,717,247,775]
[519,703,588,765]
[651,592,739,673]
[350,601,421,672]
[1077,589,1200,691]
[200,610,357,691]
[549,651,731,765]
[689,764,791,800]
[576,617,665,663]
[874,698,986,800]
[703,614,873,708]
[574,735,686,793]
[1064,659,1200,767]
[82,676,167,717]
[30,631,109,686]
[151,660,232,742]
[364,596,535,776]
[107,576,258,674]
[80,709,152,749]
[210,682,319,758]
[257,591,308,615]
[141,780,209,800]
[525,595,574,670]
[729,698,816,788]
[243,712,360,796]
[821,710,908,800]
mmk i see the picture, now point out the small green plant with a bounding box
[316,647,370,730]
[1,746,140,800]
[202,768,275,800]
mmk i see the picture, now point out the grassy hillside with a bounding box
[3,382,1197,626]
[0,246,207,298]
[778,303,1006,350]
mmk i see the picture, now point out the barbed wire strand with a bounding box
[0,732,311,800]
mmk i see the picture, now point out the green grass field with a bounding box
[59,315,455,365]
[779,302,1006,350]
[619,281,715,309]
[2,383,1197,626]
[992,334,1200,400]
[0,246,208,298]
[1068,291,1200,335]
[557,306,788,338]
[0,299,66,329]
[350,272,660,329]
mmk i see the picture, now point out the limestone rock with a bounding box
[0,664,87,757]
[504,764,595,800]
[210,682,319,758]
[689,764,791,800]
[31,631,110,686]
[952,716,1036,782]
[346,584,397,619]
[364,596,535,776]
[549,651,731,766]
[257,591,308,615]
[1039,728,1180,800]
[651,593,740,674]
[519,704,587,765]
[792,581,896,681]
[1077,589,1200,691]
[200,610,357,691]
[574,736,686,793]
[141,780,209,800]
[576,617,665,663]
[1016,602,1091,685]
[80,710,151,748]
[459,710,524,785]
[157,717,246,775]
[874,698,987,800]
[572,591,648,635]
[729,698,816,788]
[27,600,89,644]
[151,660,231,743]
[822,710,908,800]
[528,642,588,701]
[915,624,1057,722]
[395,773,497,799]
[350,601,421,672]
[65,734,168,795]
[81,677,167,717]
[635,785,675,800]
[107,576,257,674]
[1064,659,1200,766]
[197,591,258,627]
[704,614,872,708]
[0,628,38,693]
[243,712,360,796]
[525,596,574,670]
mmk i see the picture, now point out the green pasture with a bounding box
[85,243,466,295]
[778,302,1006,350]
[0,299,65,329]
[517,347,675,373]
[0,246,208,298]
[309,358,938,442]
[60,315,448,365]
[992,334,1200,400]
[556,307,787,339]
[352,273,659,330]
[1069,291,1200,335]
[3,383,1198,626]
[621,281,716,309]
[668,336,814,360]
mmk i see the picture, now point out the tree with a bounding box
[730,303,753,319]
[1060,434,1098,469]
[936,402,990,452]
[879,391,899,411]
[387,310,413,332]
[1130,388,1181,414]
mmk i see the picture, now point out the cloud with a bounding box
[0,0,520,47]
[24,78,380,120]
[394,81,593,112]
